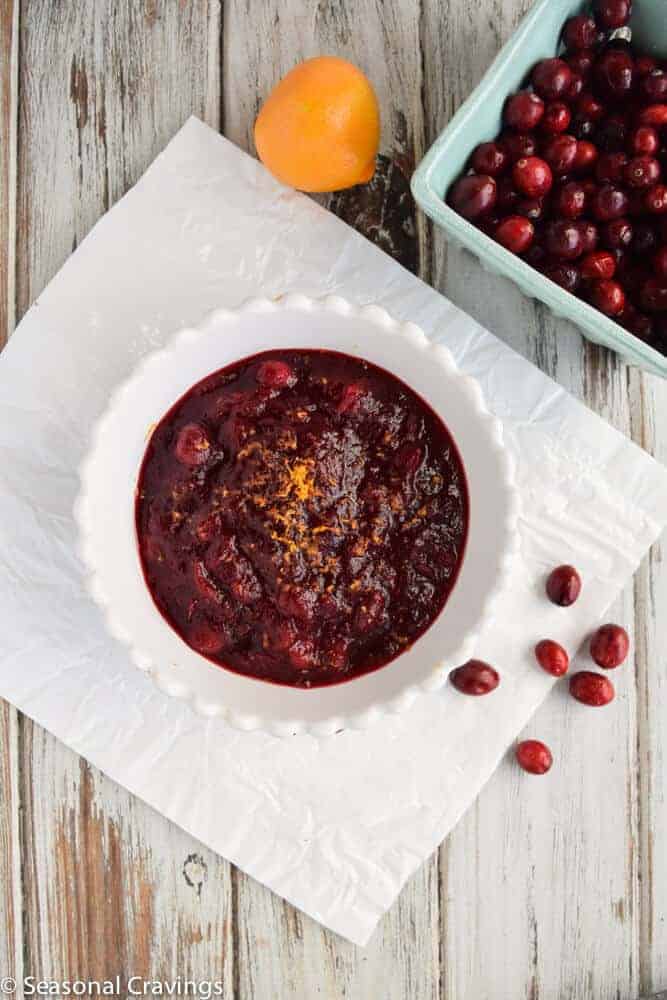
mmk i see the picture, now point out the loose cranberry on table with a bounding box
[516,740,553,775]
[450,660,500,696]
[569,671,616,707]
[590,624,630,668]
[546,564,582,606]
[535,639,569,677]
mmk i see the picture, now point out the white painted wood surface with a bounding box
[1,1,666,997]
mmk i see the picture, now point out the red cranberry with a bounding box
[567,73,585,102]
[256,359,294,387]
[543,134,579,175]
[175,423,211,466]
[573,139,598,174]
[563,15,600,52]
[603,217,633,248]
[577,221,600,252]
[591,185,629,221]
[569,671,615,707]
[554,181,587,219]
[631,221,657,256]
[625,156,662,189]
[542,101,572,134]
[641,71,667,103]
[543,262,581,292]
[471,142,508,177]
[499,132,537,163]
[450,174,497,220]
[546,564,582,606]
[629,126,660,157]
[596,152,628,184]
[594,50,634,101]
[577,92,605,122]
[589,278,626,315]
[516,740,553,775]
[505,91,545,131]
[545,219,585,259]
[594,0,632,30]
[572,116,596,141]
[450,660,500,696]
[654,246,667,280]
[639,105,667,127]
[620,304,654,339]
[590,623,630,669]
[532,59,574,101]
[581,249,617,279]
[535,639,569,677]
[496,176,520,211]
[640,277,667,312]
[567,50,595,79]
[525,241,548,270]
[513,157,553,198]
[645,184,667,214]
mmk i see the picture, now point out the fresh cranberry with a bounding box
[591,184,629,221]
[535,639,570,677]
[543,262,581,292]
[645,184,667,213]
[450,174,497,220]
[175,423,211,466]
[594,114,629,151]
[496,176,521,212]
[505,91,545,131]
[640,277,667,311]
[589,278,626,315]
[577,92,605,122]
[532,59,574,101]
[639,105,667,127]
[594,0,632,30]
[543,134,579,175]
[471,142,508,177]
[525,242,548,270]
[563,15,600,52]
[542,101,572,134]
[567,51,595,79]
[590,623,630,668]
[578,221,600,253]
[516,740,553,775]
[256,359,295,388]
[569,671,615,706]
[629,126,660,157]
[567,73,585,102]
[516,197,546,222]
[596,152,628,184]
[499,132,537,163]
[573,139,599,173]
[545,219,585,259]
[546,564,582,606]
[513,157,553,198]
[625,156,662,189]
[581,249,617,279]
[594,50,634,101]
[641,71,667,103]
[654,246,667,280]
[631,221,657,255]
[620,304,654,339]
[450,660,500,696]
[554,181,587,219]
[603,217,633,248]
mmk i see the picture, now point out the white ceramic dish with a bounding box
[75,295,519,736]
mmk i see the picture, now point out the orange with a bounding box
[254,56,380,193]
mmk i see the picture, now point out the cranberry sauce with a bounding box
[135,349,469,688]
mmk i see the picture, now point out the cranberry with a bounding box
[620,304,654,339]
[532,59,574,101]
[641,71,667,103]
[256,359,295,387]
[654,246,667,280]
[546,564,582,606]
[639,105,667,127]
[563,15,600,52]
[543,134,579,175]
[525,242,548,270]
[543,262,581,293]
[513,157,553,198]
[573,140,598,174]
[569,671,615,706]
[535,639,569,677]
[505,91,545,131]
[554,181,587,219]
[590,278,626,315]
[645,184,667,214]
[450,174,497,220]
[577,92,605,122]
[631,221,657,256]
[594,50,634,101]
[591,184,629,221]
[594,0,632,30]
[516,740,553,775]
[596,152,628,184]
[175,423,211,466]
[603,217,633,248]
[189,622,225,656]
[629,126,660,157]
[450,660,500,696]
[471,142,508,177]
[499,132,537,163]
[590,623,630,668]
[641,277,667,312]
[542,101,572,134]
[567,73,585,102]
[578,221,600,253]
[572,116,596,141]
[516,197,546,222]
[496,176,520,212]
[567,51,595,79]
[625,156,662,189]
[545,219,584,260]
[581,249,616,279]
[594,115,629,152]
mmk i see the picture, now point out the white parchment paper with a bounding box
[1,117,667,945]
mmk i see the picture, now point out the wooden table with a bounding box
[1,2,666,997]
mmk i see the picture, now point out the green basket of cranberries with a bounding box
[411,0,667,377]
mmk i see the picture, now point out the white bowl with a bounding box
[75,295,519,737]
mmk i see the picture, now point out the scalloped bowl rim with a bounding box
[74,294,519,737]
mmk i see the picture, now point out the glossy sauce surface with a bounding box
[135,350,468,687]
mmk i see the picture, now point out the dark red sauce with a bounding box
[135,349,469,687]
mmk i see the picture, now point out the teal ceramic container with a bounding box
[411,0,667,378]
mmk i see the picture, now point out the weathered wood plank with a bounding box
[0,0,18,343]
[0,702,22,990]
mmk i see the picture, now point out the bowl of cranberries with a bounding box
[411,0,667,377]
[75,295,518,736]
